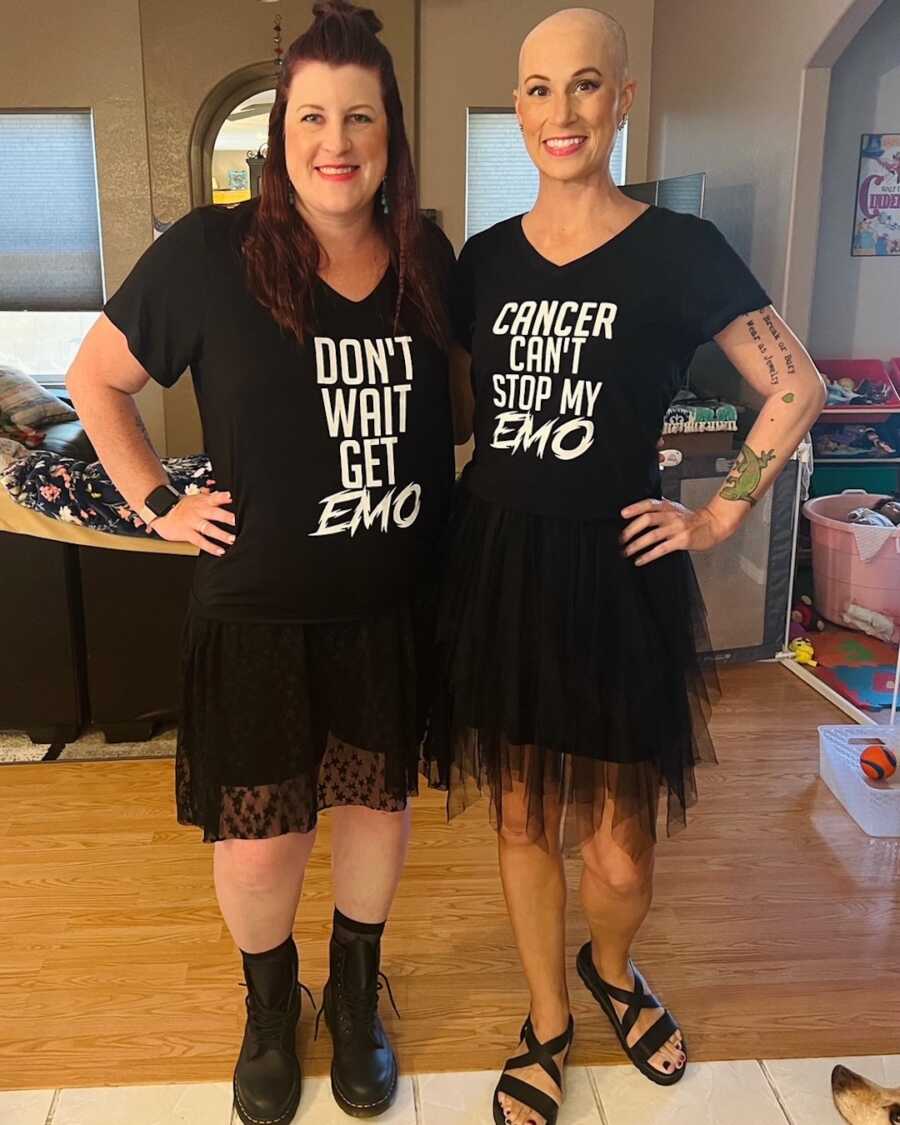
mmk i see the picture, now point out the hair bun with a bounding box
[312,0,383,36]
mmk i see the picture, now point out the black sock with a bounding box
[240,935,297,1006]
[332,907,385,946]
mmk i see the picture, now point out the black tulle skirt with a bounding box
[177,601,432,842]
[422,485,719,855]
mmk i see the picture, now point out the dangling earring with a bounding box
[617,116,627,132]
[288,187,295,205]
[380,177,389,215]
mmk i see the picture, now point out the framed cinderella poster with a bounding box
[853,133,900,256]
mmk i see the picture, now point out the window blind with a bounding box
[0,111,103,311]
[466,109,628,239]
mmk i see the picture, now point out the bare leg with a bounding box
[495,780,570,1125]
[580,809,685,1076]
[331,805,412,923]
[214,830,317,953]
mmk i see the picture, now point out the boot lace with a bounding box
[241,980,316,1051]
[315,972,400,1041]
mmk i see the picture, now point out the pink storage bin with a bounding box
[889,358,900,391]
[815,358,900,422]
[803,491,900,628]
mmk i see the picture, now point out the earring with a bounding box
[380,177,389,215]
[288,187,295,205]
[617,116,627,132]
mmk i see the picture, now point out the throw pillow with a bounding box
[0,366,77,429]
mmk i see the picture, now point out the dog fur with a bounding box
[832,1065,900,1124]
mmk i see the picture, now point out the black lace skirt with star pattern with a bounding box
[176,601,432,841]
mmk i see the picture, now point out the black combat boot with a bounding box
[233,936,302,1125]
[322,913,398,1118]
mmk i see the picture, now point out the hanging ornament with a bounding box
[273,12,283,67]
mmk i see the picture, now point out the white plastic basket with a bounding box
[818,642,900,838]
[819,726,900,837]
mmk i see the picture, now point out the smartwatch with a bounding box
[140,483,181,527]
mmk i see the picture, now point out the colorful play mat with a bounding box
[804,624,899,721]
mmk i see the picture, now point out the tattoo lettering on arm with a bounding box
[762,311,797,375]
[134,413,152,444]
[719,444,776,506]
[746,316,780,386]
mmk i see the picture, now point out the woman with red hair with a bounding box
[67,4,454,1121]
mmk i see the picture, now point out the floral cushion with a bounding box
[1,451,216,536]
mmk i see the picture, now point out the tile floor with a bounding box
[3,1056,898,1124]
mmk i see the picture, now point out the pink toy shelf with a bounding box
[816,358,900,424]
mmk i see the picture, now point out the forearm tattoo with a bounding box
[719,443,776,506]
[762,311,797,375]
[744,310,797,388]
[746,316,779,386]
[134,413,152,444]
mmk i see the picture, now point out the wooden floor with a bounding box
[2,663,899,1091]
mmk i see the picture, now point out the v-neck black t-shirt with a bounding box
[453,206,771,519]
[104,203,455,622]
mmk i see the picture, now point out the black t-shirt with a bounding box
[104,203,455,622]
[453,206,771,519]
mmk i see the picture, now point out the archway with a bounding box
[188,62,280,208]
[782,0,886,338]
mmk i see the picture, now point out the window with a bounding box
[466,108,628,239]
[0,111,103,382]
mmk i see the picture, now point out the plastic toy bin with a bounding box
[816,358,900,413]
[802,492,900,627]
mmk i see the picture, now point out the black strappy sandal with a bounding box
[492,1014,574,1125]
[576,942,686,1087]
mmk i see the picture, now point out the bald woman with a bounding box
[424,7,826,1124]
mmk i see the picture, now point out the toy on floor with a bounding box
[859,744,897,781]
[842,603,900,645]
[789,638,817,666]
[789,594,826,640]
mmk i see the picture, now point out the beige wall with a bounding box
[418,0,657,251]
[809,0,900,357]
[647,0,885,311]
[0,0,166,449]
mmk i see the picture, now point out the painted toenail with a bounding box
[663,1061,672,1071]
